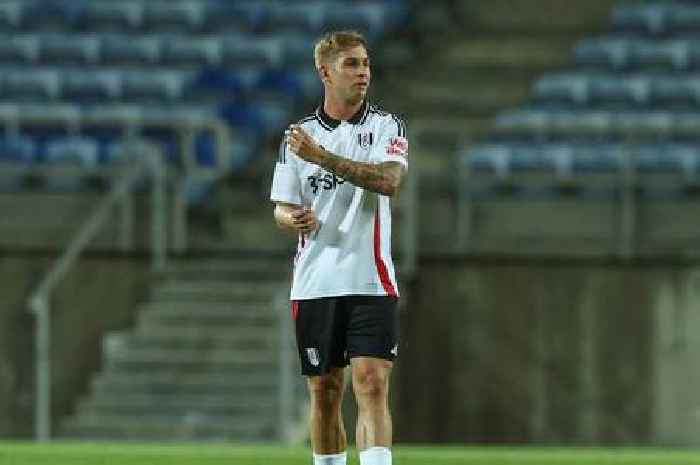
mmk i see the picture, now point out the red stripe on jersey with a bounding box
[291,300,299,320]
[373,207,398,297]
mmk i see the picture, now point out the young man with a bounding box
[270,30,408,465]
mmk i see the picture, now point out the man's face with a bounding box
[322,45,371,105]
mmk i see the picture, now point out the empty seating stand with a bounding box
[462,1,700,196]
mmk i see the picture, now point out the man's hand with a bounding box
[274,203,319,234]
[285,124,325,164]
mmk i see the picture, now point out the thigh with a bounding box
[344,296,399,362]
[294,297,348,376]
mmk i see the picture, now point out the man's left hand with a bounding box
[285,124,325,164]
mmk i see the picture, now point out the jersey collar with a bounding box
[316,100,369,130]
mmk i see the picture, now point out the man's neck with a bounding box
[323,93,363,122]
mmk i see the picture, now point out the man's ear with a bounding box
[318,65,330,83]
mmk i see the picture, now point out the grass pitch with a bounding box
[1,442,699,465]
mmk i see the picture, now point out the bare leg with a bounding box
[351,357,393,450]
[307,367,347,454]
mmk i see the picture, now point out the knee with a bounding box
[308,373,344,410]
[353,367,389,400]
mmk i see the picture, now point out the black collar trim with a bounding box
[316,100,369,130]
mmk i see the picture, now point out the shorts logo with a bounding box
[306,348,320,367]
[390,344,398,357]
[357,132,373,148]
[386,136,408,158]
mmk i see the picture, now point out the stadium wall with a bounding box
[0,254,149,437]
[1,253,699,446]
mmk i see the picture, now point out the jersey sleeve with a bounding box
[270,138,302,205]
[372,115,408,170]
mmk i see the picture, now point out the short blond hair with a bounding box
[314,30,368,70]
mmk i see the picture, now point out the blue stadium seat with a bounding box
[121,70,189,103]
[612,110,674,139]
[160,36,221,67]
[281,34,316,67]
[322,2,388,41]
[254,68,306,101]
[39,34,100,65]
[587,75,651,107]
[627,40,690,71]
[100,35,159,65]
[532,74,590,104]
[142,1,205,33]
[0,1,22,31]
[75,1,144,32]
[2,69,60,101]
[0,135,34,190]
[666,5,700,36]
[263,2,325,35]
[44,136,100,191]
[0,35,39,64]
[466,144,511,177]
[650,75,700,107]
[201,3,263,33]
[62,70,122,104]
[574,38,630,71]
[220,35,283,68]
[22,0,83,31]
[187,68,245,102]
[610,4,669,36]
[572,143,623,173]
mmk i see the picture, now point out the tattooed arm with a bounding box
[285,124,406,197]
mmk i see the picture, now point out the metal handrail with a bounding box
[26,141,167,441]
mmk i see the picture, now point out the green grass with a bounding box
[1,442,700,465]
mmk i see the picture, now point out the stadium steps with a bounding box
[59,257,298,442]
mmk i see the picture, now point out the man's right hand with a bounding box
[274,203,318,234]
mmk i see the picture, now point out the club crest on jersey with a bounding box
[387,136,408,158]
[357,132,374,148]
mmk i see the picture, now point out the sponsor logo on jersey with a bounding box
[357,132,374,148]
[306,348,320,367]
[307,173,345,194]
[386,136,408,158]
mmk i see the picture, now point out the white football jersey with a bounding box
[270,100,408,300]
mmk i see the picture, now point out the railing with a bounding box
[25,140,167,441]
[0,102,232,252]
[275,288,308,444]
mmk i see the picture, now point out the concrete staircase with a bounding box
[60,257,304,441]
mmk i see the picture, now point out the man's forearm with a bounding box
[314,148,401,196]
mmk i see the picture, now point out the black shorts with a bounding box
[291,295,399,376]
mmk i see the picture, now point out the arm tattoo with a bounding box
[317,148,404,196]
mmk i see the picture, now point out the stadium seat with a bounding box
[39,34,100,65]
[322,2,387,41]
[160,36,221,67]
[587,75,651,107]
[574,38,630,71]
[649,75,700,108]
[532,74,590,105]
[610,4,669,36]
[62,70,122,104]
[254,68,306,102]
[187,68,245,102]
[466,144,512,178]
[571,143,623,174]
[263,2,325,35]
[0,135,34,164]
[0,1,22,31]
[75,1,144,32]
[22,0,83,32]
[2,69,60,101]
[142,1,204,33]
[666,5,700,36]
[44,136,100,191]
[627,40,690,72]
[100,35,160,65]
[220,35,283,68]
[201,3,263,33]
[0,35,39,64]
[121,70,189,103]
